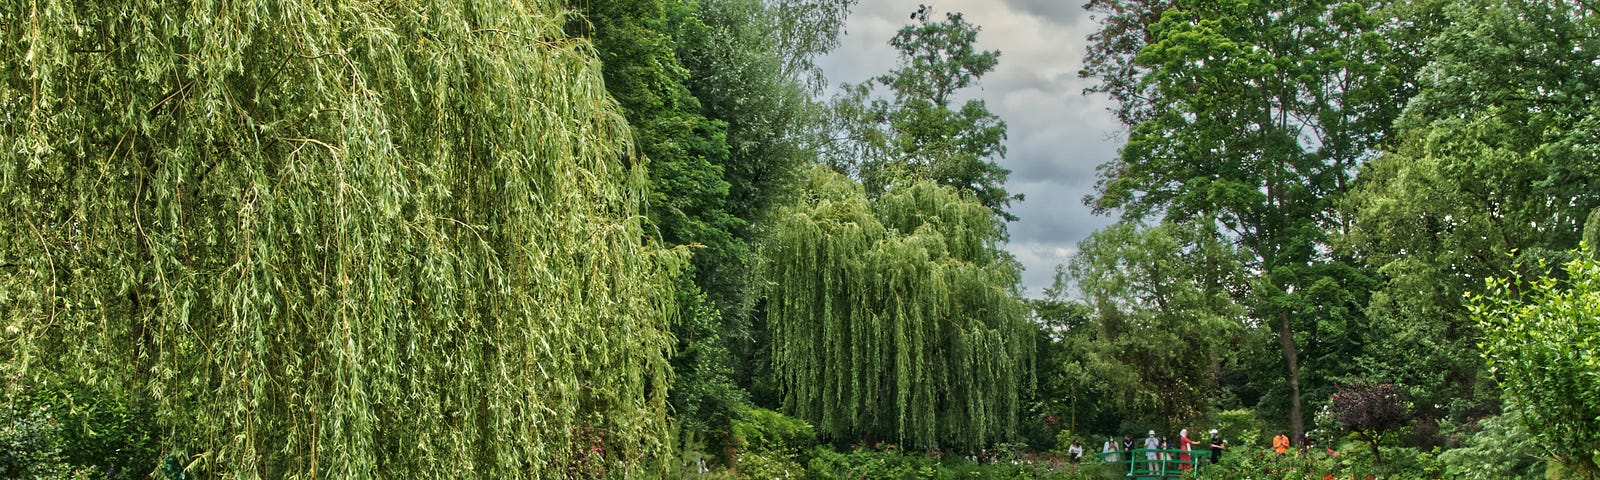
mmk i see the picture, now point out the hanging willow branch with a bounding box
[0,0,682,478]
[763,167,1031,449]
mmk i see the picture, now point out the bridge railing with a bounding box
[1094,448,1205,478]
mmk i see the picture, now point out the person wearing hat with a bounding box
[1144,430,1160,472]
[1208,429,1225,464]
[1178,428,1194,470]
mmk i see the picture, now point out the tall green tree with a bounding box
[672,0,857,396]
[762,167,1031,449]
[576,0,746,431]
[1081,0,1425,436]
[1,1,680,477]
[827,6,1018,221]
[1062,221,1244,429]
[1342,0,1600,423]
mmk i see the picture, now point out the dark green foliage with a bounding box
[1344,0,1600,427]
[1062,221,1243,429]
[1,402,70,479]
[576,0,748,433]
[676,0,818,230]
[13,381,158,479]
[669,0,846,395]
[806,447,1108,480]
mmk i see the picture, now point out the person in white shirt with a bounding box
[1068,439,1084,464]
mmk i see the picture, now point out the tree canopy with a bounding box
[2,1,681,477]
[763,167,1030,449]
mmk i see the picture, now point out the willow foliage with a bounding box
[763,168,1030,449]
[1,1,681,478]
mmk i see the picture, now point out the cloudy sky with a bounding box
[816,0,1122,297]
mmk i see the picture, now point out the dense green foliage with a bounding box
[1062,221,1242,429]
[1065,0,1600,477]
[1437,406,1547,480]
[576,0,747,433]
[763,168,1030,449]
[806,447,1107,480]
[7,0,1597,477]
[1081,0,1424,438]
[1344,0,1600,427]
[1,1,682,477]
[0,381,159,479]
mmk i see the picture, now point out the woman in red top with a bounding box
[1177,428,1194,470]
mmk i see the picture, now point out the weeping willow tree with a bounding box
[763,167,1030,449]
[0,1,682,478]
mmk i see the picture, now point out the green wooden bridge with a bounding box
[1095,448,1208,478]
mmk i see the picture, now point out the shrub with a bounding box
[1,380,158,480]
[0,403,71,479]
[1212,409,1266,449]
[727,407,816,479]
[1329,381,1410,464]
[1472,253,1600,477]
[1436,407,1546,480]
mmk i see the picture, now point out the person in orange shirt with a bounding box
[1272,432,1290,456]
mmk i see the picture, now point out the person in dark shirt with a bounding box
[1208,429,1225,464]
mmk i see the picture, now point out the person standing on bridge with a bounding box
[1209,429,1225,464]
[1103,436,1118,463]
[1144,430,1160,472]
[1178,428,1194,470]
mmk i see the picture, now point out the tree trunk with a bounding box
[1365,433,1382,465]
[1277,311,1303,441]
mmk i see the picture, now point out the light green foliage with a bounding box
[1,1,681,477]
[763,167,1030,449]
[1438,407,1547,480]
[728,407,816,479]
[1192,442,1443,480]
[1064,221,1243,429]
[1213,409,1266,450]
[1471,254,1600,477]
[770,0,860,93]
[827,6,1017,221]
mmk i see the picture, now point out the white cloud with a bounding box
[817,0,1121,297]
